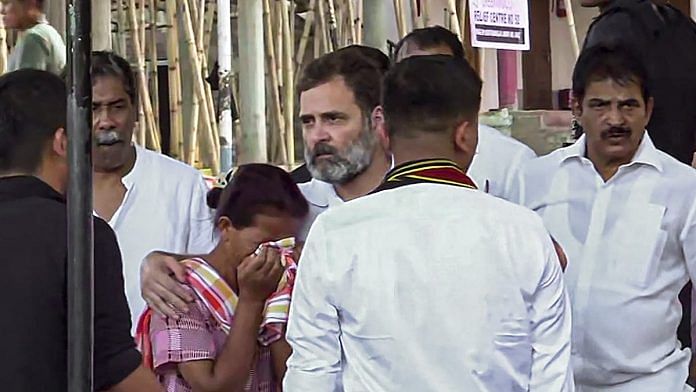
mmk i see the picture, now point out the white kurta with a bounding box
[469,124,537,199]
[285,182,574,391]
[101,145,216,332]
[509,135,696,392]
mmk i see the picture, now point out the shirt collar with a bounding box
[561,133,664,173]
[0,175,64,204]
[121,144,144,189]
[302,178,343,208]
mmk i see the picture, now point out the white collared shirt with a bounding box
[297,178,343,241]
[285,182,574,391]
[101,145,216,332]
[509,134,696,391]
[469,125,537,198]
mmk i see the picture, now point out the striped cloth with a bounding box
[136,238,297,369]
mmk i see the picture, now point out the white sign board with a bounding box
[469,0,530,51]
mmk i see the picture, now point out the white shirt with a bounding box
[285,181,574,391]
[8,17,66,75]
[509,135,696,391]
[469,125,536,199]
[297,179,342,241]
[102,145,215,332]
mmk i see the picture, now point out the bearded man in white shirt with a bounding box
[510,45,696,391]
[91,51,215,332]
[284,55,574,391]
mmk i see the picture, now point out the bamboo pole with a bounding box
[458,0,467,42]
[410,0,421,29]
[148,0,160,131]
[327,0,339,49]
[128,0,161,151]
[139,0,147,60]
[274,1,284,93]
[446,0,462,40]
[296,0,316,68]
[346,0,357,44]
[180,0,220,172]
[564,0,580,57]
[263,0,288,164]
[199,0,221,158]
[422,0,430,27]
[218,0,234,171]
[393,0,407,38]
[316,0,331,53]
[356,0,363,43]
[280,0,295,166]
[166,0,184,159]
[0,15,7,75]
[116,0,128,56]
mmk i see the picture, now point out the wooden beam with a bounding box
[522,0,552,110]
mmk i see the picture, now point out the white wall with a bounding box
[550,0,598,90]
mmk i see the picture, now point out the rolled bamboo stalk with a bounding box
[296,0,316,68]
[148,0,160,132]
[446,0,462,40]
[564,0,580,57]
[274,1,284,91]
[262,0,288,164]
[129,0,161,151]
[346,0,357,44]
[140,0,147,61]
[0,15,7,75]
[166,0,185,159]
[280,0,295,166]
[180,0,220,172]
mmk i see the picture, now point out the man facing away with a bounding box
[394,26,537,199]
[284,55,574,391]
[1,0,65,74]
[0,70,161,391]
[91,51,215,331]
[510,45,696,391]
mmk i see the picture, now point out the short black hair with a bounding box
[394,26,465,61]
[210,164,309,229]
[382,55,482,138]
[334,45,390,74]
[0,69,66,173]
[298,48,387,117]
[91,51,138,106]
[572,44,651,104]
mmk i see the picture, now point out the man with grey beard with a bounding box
[138,47,392,319]
[295,47,391,239]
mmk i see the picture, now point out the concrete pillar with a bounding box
[363,0,390,52]
[92,0,112,51]
[237,0,267,163]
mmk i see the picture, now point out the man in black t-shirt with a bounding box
[0,70,161,391]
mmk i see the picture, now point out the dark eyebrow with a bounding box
[618,98,641,106]
[320,111,348,119]
[93,98,127,107]
[299,114,314,122]
[587,98,610,106]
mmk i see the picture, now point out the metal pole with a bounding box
[66,0,93,391]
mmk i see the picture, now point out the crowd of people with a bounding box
[2,0,696,391]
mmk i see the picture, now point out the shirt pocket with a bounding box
[606,203,667,288]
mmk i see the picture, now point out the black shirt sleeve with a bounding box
[93,218,142,391]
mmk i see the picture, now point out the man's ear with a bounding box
[571,96,583,119]
[371,105,390,152]
[52,128,67,158]
[644,96,654,124]
[453,119,477,156]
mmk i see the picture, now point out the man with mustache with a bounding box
[509,45,696,391]
[91,51,214,332]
